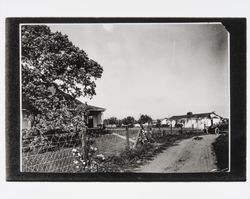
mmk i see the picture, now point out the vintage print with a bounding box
[20,23,230,173]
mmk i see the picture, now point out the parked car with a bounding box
[204,119,229,134]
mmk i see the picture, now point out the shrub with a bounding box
[212,134,229,171]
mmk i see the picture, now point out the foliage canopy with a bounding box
[22,25,103,133]
[138,114,153,125]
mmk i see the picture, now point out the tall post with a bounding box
[170,124,173,134]
[133,127,142,149]
[159,126,162,136]
[79,126,87,160]
[163,129,166,136]
[125,126,130,150]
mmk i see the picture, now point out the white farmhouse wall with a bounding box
[212,118,221,125]
[172,117,212,129]
[170,113,222,130]
[171,120,176,126]
[161,119,169,125]
[198,118,211,129]
[183,118,192,128]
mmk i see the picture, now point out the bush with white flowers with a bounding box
[72,146,106,172]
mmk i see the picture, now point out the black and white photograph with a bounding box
[20,22,230,173]
[1,0,249,198]
[5,18,246,182]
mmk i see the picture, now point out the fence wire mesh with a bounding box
[22,130,83,172]
[21,129,129,172]
[21,127,204,172]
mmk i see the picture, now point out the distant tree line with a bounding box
[103,114,154,128]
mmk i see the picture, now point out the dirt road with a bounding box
[136,134,219,173]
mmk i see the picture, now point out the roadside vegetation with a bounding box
[212,134,229,171]
[94,131,206,172]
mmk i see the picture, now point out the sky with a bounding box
[49,23,229,120]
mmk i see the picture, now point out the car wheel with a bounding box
[215,127,220,134]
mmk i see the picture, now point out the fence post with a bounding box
[80,127,87,160]
[170,124,172,134]
[125,126,130,150]
[192,124,194,131]
[159,127,162,137]
[133,128,142,149]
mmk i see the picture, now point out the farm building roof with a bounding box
[169,112,220,120]
[79,104,106,112]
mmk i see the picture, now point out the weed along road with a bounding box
[136,134,219,173]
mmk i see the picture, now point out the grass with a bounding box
[110,127,201,141]
[99,131,205,172]
[94,134,127,157]
[109,127,140,139]
[22,129,205,172]
[22,133,128,172]
[212,134,229,171]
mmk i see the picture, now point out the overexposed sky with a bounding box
[50,23,229,119]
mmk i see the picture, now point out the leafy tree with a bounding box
[104,117,125,127]
[122,116,135,127]
[156,119,161,128]
[109,117,118,125]
[21,25,103,134]
[104,117,118,125]
[138,114,153,125]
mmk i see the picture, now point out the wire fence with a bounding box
[21,128,129,172]
[21,126,204,172]
[22,130,82,172]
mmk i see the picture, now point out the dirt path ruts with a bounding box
[135,134,219,173]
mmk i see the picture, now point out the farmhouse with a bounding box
[22,103,105,130]
[22,85,106,130]
[169,112,222,129]
[84,104,106,128]
[161,118,171,126]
